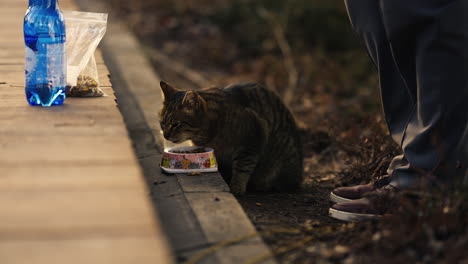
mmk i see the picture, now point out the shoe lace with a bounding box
[371,174,391,188]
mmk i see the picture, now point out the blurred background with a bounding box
[101,0,400,262]
[98,1,468,264]
[100,1,458,263]
[105,0,380,123]
[103,0,399,172]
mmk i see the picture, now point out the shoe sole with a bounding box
[329,208,381,222]
[329,192,354,204]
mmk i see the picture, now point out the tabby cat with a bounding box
[159,81,303,194]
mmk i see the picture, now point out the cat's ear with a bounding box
[182,91,207,112]
[160,81,178,99]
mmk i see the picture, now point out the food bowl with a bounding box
[160,146,218,174]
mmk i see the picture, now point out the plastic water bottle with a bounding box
[24,0,66,106]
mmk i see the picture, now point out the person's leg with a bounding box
[331,0,468,221]
[381,0,468,186]
[344,0,415,144]
[330,0,415,203]
[342,0,468,189]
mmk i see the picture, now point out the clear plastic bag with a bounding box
[63,11,108,97]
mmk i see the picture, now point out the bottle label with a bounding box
[25,43,66,89]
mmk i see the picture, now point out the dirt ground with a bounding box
[105,1,468,263]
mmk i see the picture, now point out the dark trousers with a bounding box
[344,0,468,187]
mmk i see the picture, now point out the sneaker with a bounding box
[329,185,396,222]
[330,175,391,203]
[329,199,382,222]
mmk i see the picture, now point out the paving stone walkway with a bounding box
[0,0,173,263]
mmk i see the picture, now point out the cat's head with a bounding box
[159,81,208,143]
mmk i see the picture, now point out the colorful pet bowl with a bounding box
[160,146,218,174]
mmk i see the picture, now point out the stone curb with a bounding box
[74,1,277,263]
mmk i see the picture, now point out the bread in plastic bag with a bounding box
[63,10,108,97]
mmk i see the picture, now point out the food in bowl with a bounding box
[160,146,218,174]
[170,147,207,154]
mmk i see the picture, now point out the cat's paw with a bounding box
[229,183,247,196]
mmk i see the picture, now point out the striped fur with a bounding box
[159,81,303,194]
